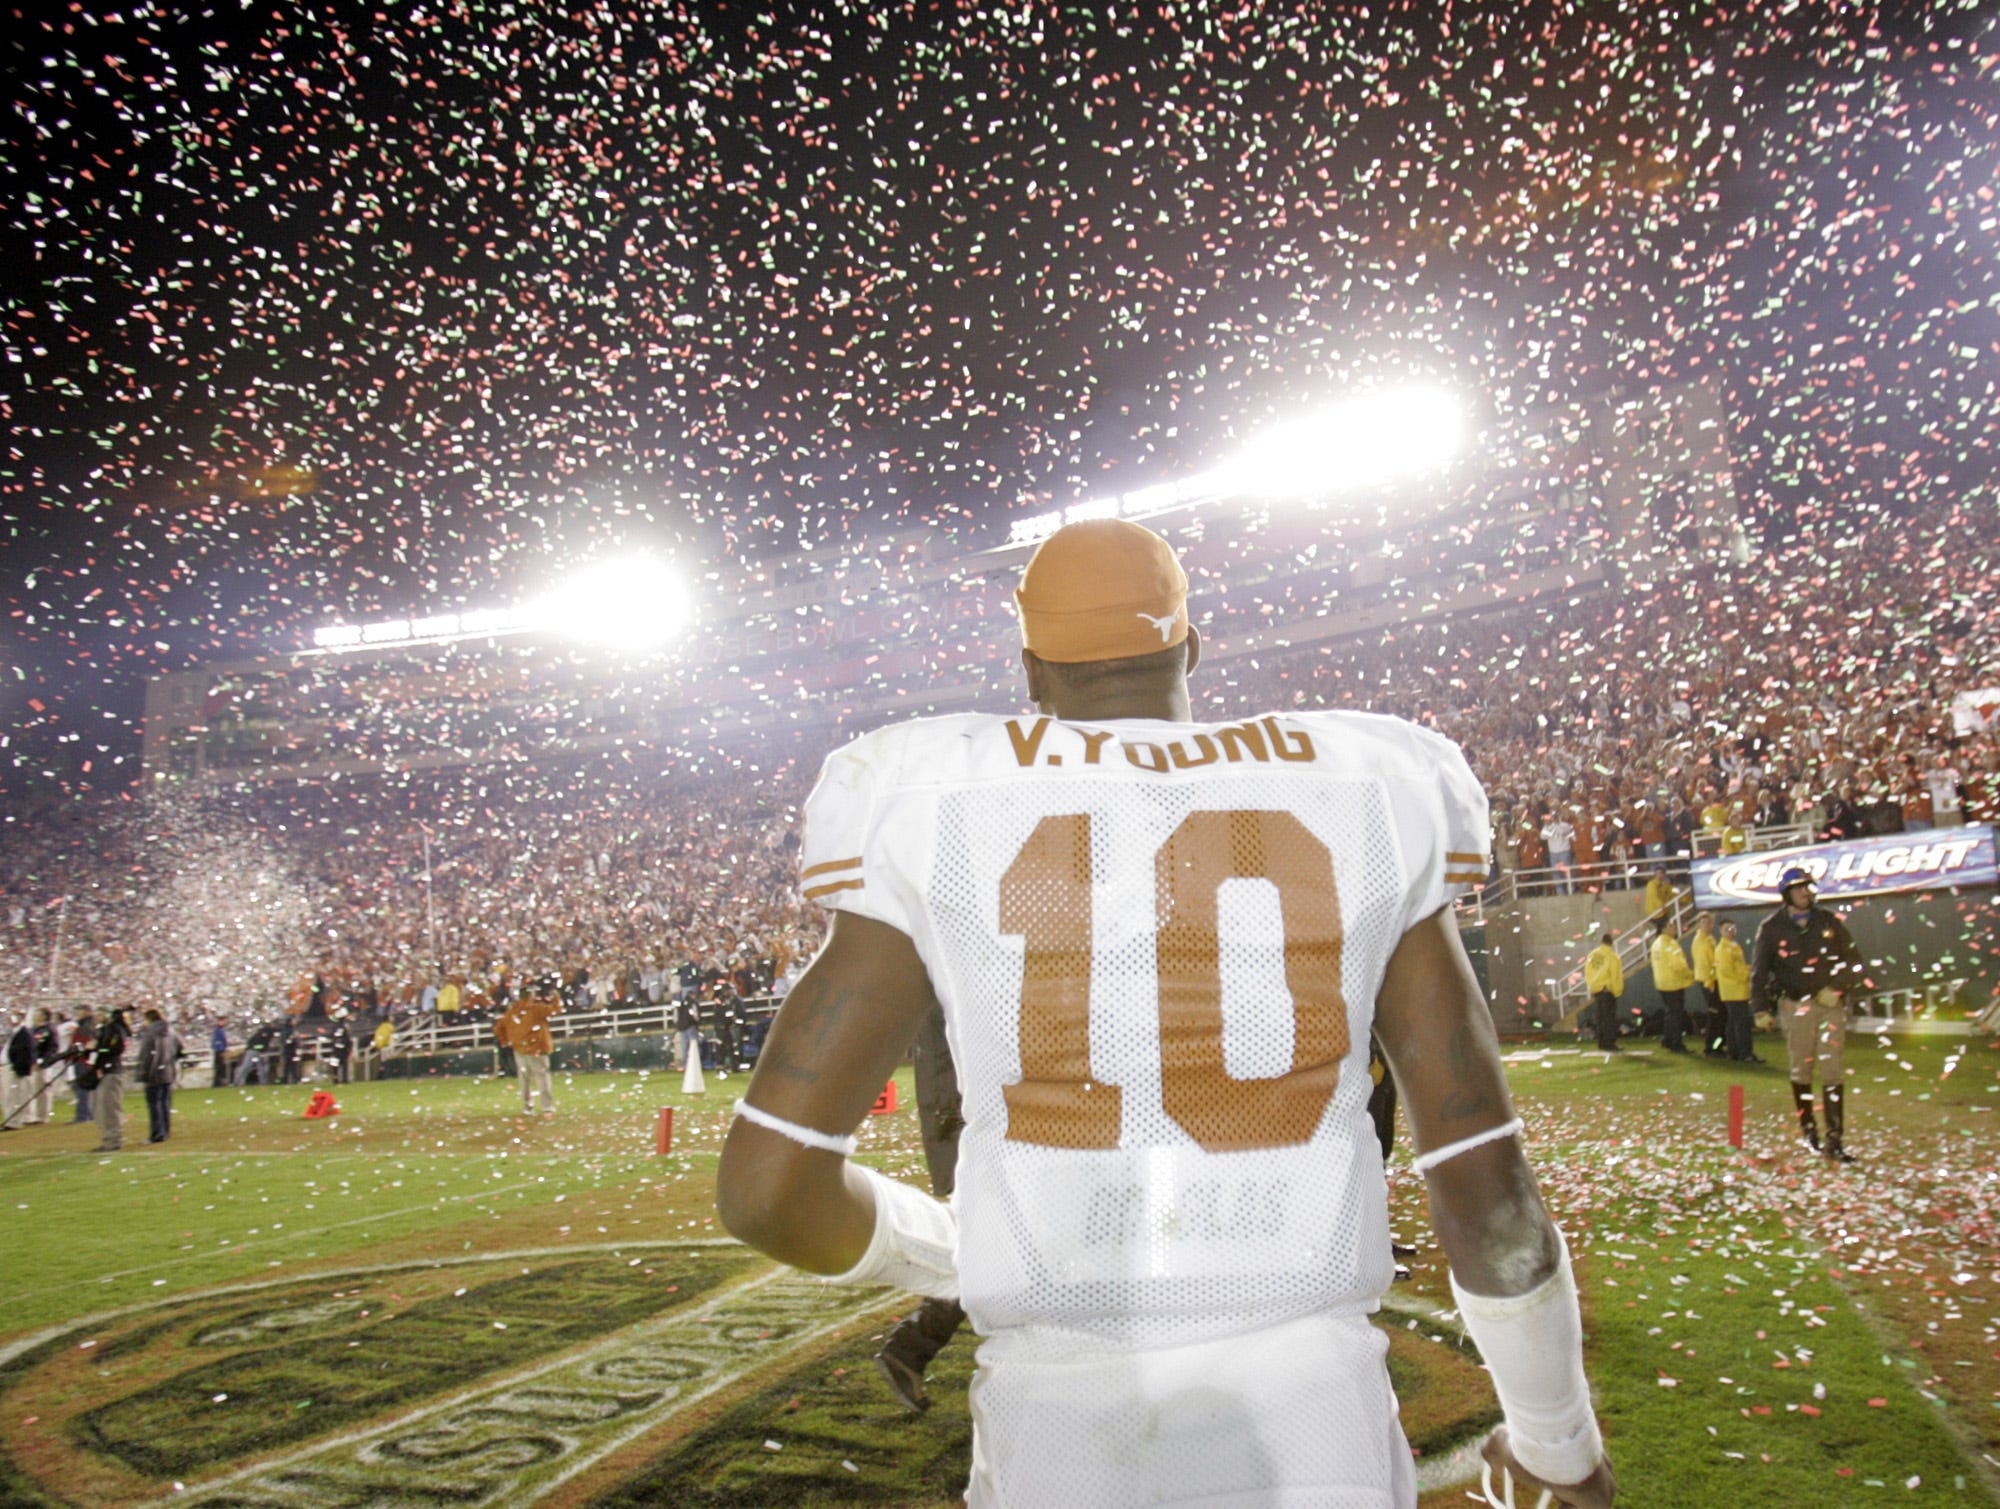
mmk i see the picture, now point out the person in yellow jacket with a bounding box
[1584,930,1625,1052]
[1689,913,1724,1057]
[1643,867,1678,922]
[1649,917,1695,1053]
[497,976,562,1114]
[1714,920,1761,1064]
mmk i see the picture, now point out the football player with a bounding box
[718,519,1614,1508]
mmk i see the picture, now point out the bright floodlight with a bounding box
[1223,385,1467,499]
[531,555,692,651]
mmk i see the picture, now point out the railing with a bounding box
[380,994,784,1063]
[17,992,101,1017]
[1484,821,1828,1027]
[1848,978,1981,1036]
[1851,979,1966,1019]
[1486,820,1819,908]
[1490,857,1676,902]
[1689,821,1815,858]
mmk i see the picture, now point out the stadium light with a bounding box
[1220,385,1467,500]
[528,555,693,652]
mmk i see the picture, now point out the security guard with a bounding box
[1689,913,1725,1057]
[1584,931,1625,1052]
[1648,918,1695,1054]
[1751,866,1866,1162]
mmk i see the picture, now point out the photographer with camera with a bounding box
[0,1010,67,1132]
[64,1007,97,1122]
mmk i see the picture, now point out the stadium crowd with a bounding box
[0,483,1995,1065]
[1206,494,2000,884]
[0,0,1992,1082]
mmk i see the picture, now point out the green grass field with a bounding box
[0,1033,1994,1506]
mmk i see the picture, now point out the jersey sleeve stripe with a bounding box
[803,878,866,900]
[802,855,864,879]
[1445,870,1487,884]
[1445,850,1485,865]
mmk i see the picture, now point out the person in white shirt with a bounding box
[718,520,1613,1509]
[1926,756,1964,826]
[1541,814,1577,896]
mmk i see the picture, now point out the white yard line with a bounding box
[523,1285,904,1508]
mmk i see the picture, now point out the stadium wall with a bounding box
[1486,888,1999,1031]
[1702,889,1999,1021]
[1482,889,1663,1031]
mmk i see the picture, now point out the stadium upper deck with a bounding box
[142,379,1740,787]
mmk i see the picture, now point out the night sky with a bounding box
[3,0,1997,793]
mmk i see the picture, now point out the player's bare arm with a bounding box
[1373,905,1554,1293]
[716,910,941,1276]
[1375,905,1616,1509]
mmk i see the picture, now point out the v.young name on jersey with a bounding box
[1004,716,1318,774]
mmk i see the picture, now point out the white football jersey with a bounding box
[800,709,1490,1353]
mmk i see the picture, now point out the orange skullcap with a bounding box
[1016,518,1189,664]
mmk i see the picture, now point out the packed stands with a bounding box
[4,475,1996,1033]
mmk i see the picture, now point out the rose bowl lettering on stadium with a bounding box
[1705,835,1989,904]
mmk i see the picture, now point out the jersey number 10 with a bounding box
[999,808,1349,1155]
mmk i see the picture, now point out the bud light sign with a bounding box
[1692,825,1999,909]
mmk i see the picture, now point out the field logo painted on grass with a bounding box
[0,1243,876,1509]
[1,1245,1498,1508]
[172,1270,871,1508]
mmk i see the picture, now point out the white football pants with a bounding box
[964,1309,1416,1508]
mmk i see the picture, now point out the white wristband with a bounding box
[1450,1231,1603,1488]
[1412,1117,1522,1174]
[733,1100,859,1156]
[823,1163,959,1301]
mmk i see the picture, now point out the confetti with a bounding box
[0,0,1995,1107]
